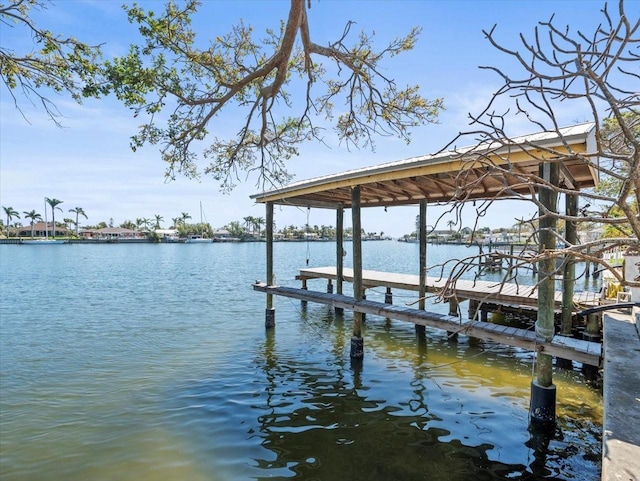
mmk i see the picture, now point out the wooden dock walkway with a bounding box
[601,310,640,480]
[297,266,600,310]
[252,283,602,367]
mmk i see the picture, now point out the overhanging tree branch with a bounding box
[103,0,443,191]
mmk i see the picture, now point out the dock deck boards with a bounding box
[253,283,602,367]
[297,266,601,310]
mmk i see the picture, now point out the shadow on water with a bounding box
[170,305,601,481]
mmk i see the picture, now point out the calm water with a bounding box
[0,242,602,480]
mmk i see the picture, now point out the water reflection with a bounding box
[168,304,601,480]
[1,243,602,481]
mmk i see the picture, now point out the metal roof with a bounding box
[251,122,598,209]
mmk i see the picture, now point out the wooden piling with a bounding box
[301,278,308,307]
[416,199,427,338]
[448,297,459,342]
[265,201,275,328]
[336,207,344,315]
[385,287,393,304]
[561,192,578,335]
[584,313,601,342]
[530,162,558,428]
[351,186,364,359]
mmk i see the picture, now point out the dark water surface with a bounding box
[0,242,601,480]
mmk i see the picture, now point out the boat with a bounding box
[184,202,212,243]
[185,234,211,243]
[22,239,66,245]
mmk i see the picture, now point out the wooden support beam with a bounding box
[417,199,427,337]
[531,161,559,427]
[562,192,578,334]
[419,199,427,310]
[336,207,344,303]
[252,283,602,367]
[265,201,275,328]
[351,186,364,359]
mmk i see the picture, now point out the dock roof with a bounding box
[251,122,598,209]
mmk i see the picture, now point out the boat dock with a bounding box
[296,266,600,312]
[253,266,603,367]
[250,123,639,477]
[601,311,640,481]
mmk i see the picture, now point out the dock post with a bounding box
[350,186,364,360]
[561,192,578,335]
[468,300,479,320]
[557,192,578,369]
[327,279,333,294]
[448,297,459,342]
[265,201,275,328]
[301,278,308,308]
[385,287,393,304]
[530,162,558,428]
[416,199,427,338]
[336,206,344,315]
[362,293,367,323]
[584,313,601,341]
[582,313,601,379]
[585,246,591,279]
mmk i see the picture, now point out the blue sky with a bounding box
[0,0,612,236]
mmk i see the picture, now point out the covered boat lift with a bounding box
[251,122,599,426]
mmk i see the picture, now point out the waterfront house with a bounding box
[18,222,68,238]
[80,227,147,241]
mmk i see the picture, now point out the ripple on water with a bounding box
[0,244,602,481]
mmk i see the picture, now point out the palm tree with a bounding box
[226,221,243,238]
[68,207,87,238]
[180,212,191,226]
[63,218,75,233]
[45,198,63,238]
[3,206,20,237]
[254,216,265,237]
[243,216,255,234]
[154,214,164,230]
[447,219,456,233]
[23,210,43,238]
[120,220,136,230]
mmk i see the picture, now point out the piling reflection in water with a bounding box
[170,303,601,481]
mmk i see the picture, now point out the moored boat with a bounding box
[184,202,212,243]
[185,235,211,243]
[21,239,66,245]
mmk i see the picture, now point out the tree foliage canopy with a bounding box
[101,0,443,191]
[0,0,102,124]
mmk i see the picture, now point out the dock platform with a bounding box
[297,266,600,310]
[601,310,640,480]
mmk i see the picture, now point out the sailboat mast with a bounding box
[44,198,48,240]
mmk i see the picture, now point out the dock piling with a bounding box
[385,287,393,304]
[350,186,364,360]
[335,207,344,315]
[265,201,275,329]
[530,162,558,428]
